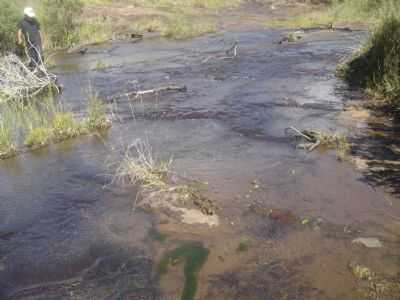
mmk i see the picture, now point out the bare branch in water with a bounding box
[0,54,58,100]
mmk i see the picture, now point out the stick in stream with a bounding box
[110,85,187,101]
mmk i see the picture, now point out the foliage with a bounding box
[0,111,16,157]
[0,1,22,54]
[85,92,111,129]
[266,0,398,28]
[40,0,84,48]
[114,139,172,187]
[25,126,52,147]
[0,92,111,160]
[340,13,400,106]
[162,17,216,39]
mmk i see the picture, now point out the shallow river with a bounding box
[1,29,399,299]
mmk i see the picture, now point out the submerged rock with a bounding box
[352,237,383,248]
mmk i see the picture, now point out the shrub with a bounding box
[40,0,84,48]
[0,1,21,54]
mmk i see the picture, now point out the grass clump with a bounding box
[266,0,398,29]
[157,241,209,300]
[115,139,172,187]
[52,112,84,140]
[162,17,216,39]
[0,91,111,159]
[340,14,400,107]
[25,126,52,148]
[0,113,16,158]
[85,92,111,129]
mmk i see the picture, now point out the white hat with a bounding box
[24,7,36,18]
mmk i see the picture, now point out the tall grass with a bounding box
[114,139,172,188]
[339,1,400,107]
[0,91,111,159]
[0,109,16,158]
[266,0,398,28]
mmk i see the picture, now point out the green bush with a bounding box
[40,0,83,48]
[341,15,400,105]
[0,1,21,54]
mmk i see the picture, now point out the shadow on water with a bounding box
[351,111,400,196]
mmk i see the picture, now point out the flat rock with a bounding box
[352,237,383,248]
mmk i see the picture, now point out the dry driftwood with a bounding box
[0,54,58,100]
[110,85,187,101]
[202,42,239,63]
[300,24,354,32]
[285,126,321,152]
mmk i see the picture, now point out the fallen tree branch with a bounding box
[285,126,313,141]
[110,85,187,101]
[299,24,354,32]
[0,54,58,100]
[202,42,238,63]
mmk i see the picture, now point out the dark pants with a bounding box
[27,45,43,71]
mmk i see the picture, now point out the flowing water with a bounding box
[1,28,400,299]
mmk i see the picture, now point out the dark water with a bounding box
[2,29,399,299]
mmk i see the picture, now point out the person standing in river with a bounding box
[17,7,44,72]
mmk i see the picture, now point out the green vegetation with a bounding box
[0,1,22,54]
[114,139,172,187]
[266,0,398,28]
[148,227,168,242]
[237,240,250,252]
[157,241,209,300]
[0,92,110,159]
[0,110,16,158]
[86,92,112,129]
[41,0,84,48]
[340,14,400,107]
[162,17,216,39]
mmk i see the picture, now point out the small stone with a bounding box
[301,218,310,225]
[352,237,383,248]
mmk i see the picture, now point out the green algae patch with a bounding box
[157,241,209,300]
[149,227,168,243]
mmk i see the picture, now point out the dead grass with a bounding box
[114,139,172,188]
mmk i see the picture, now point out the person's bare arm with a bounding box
[17,29,24,45]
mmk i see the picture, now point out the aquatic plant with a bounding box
[24,126,52,148]
[0,110,16,158]
[85,92,111,129]
[0,90,111,159]
[157,241,209,300]
[52,112,84,140]
[148,227,168,242]
[114,139,172,187]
